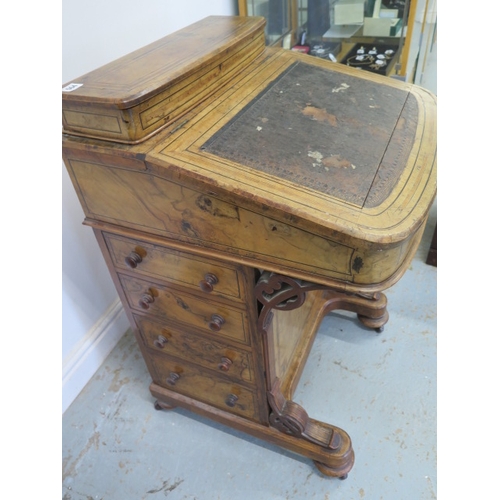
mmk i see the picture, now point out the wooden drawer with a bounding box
[104,232,245,302]
[149,352,259,421]
[120,274,251,345]
[66,158,355,284]
[135,314,255,383]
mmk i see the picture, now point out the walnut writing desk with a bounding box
[62,16,436,478]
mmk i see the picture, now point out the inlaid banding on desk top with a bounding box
[202,62,417,208]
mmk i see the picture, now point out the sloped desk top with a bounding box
[63,26,436,290]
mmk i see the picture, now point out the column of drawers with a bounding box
[100,231,266,423]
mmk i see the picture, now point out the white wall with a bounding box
[62,0,238,413]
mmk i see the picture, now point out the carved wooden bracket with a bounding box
[255,271,389,450]
[268,379,341,450]
[255,271,328,331]
[255,271,388,337]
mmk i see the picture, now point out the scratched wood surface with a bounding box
[119,274,251,345]
[103,232,247,302]
[148,351,261,422]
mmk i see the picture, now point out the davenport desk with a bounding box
[62,16,436,478]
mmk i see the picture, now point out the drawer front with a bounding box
[135,315,255,383]
[120,274,250,345]
[67,159,354,281]
[104,232,245,302]
[149,353,259,421]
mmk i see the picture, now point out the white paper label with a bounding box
[62,83,83,92]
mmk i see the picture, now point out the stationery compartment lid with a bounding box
[61,16,266,143]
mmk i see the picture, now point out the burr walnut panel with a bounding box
[66,147,431,290]
[119,274,251,345]
[149,352,260,422]
[135,314,255,383]
[103,232,245,302]
[67,158,355,283]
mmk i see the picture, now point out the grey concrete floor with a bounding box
[62,198,437,500]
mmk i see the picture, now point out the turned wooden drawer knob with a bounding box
[154,335,168,349]
[138,291,155,310]
[225,394,239,407]
[166,372,180,386]
[199,273,219,293]
[218,357,233,372]
[208,314,225,332]
[124,251,143,269]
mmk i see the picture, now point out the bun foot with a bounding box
[358,309,389,332]
[313,460,350,479]
[154,399,176,411]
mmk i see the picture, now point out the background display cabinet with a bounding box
[238,0,437,83]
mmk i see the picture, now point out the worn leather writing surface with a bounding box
[203,62,417,208]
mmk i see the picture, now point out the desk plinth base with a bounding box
[151,382,355,478]
[151,276,390,479]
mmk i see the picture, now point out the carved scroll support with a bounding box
[322,289,389,333]
[267,378,354,478]
[268,378,341,450]
[254,271,390,477]
[255,271,327,338]
[255,271,388,336]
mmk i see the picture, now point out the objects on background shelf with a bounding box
[291,31,310,54]
[341,43,399,75]
[291,30,341,62]
[333,0,365,25]
[291,45,310,54]
[309,42,341,61]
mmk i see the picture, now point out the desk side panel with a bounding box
[63,145,417,290]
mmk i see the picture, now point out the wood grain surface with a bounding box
[62,16,266,142]
[62,16,437,478]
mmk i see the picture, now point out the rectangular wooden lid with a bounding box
[62,16,265,108]
[62,16,266,143]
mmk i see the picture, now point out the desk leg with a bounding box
[255,272,389,477]
[323,289,389,333]
[267,378,354,478]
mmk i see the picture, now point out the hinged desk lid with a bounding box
[147,49,436,245]
[61,16,266,143]
[202,61,415,209]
